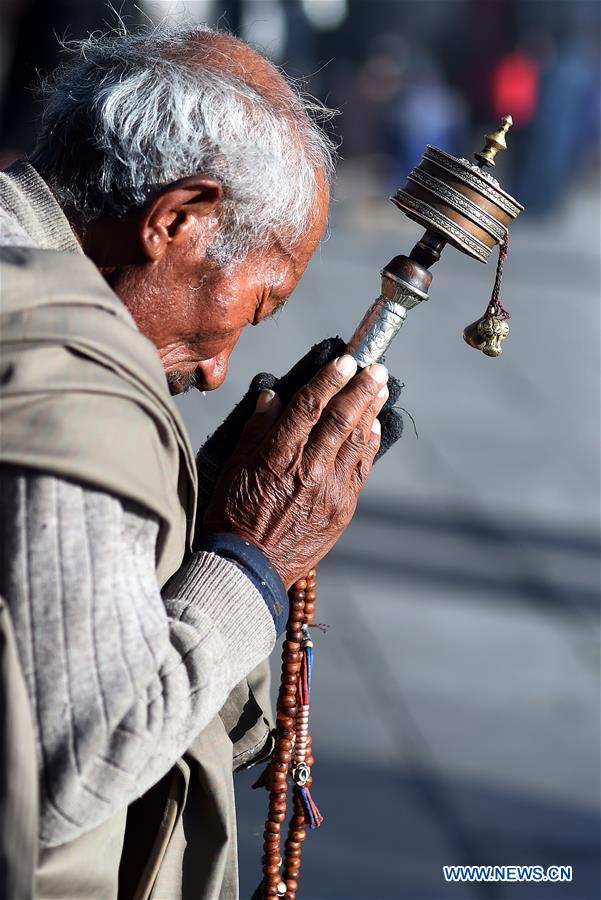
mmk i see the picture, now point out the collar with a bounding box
[0,160,83,255]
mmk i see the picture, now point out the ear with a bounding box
[139,175,224,262]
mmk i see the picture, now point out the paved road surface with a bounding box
[176,167,600,900]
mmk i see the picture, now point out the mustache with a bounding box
[166,368,205,394]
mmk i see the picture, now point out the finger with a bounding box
[263,354,358,460]
[335,382,388,471]
[354,417,381,487]
[307,363,388,458]
[235,389,283,455]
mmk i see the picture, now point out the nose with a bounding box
[196,353,230,390]
[195,334,241,391]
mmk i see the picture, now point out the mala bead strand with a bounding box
[260,569,322,899]
[303,570,317,624]
[284,792,307,900]
[261,578,307,897]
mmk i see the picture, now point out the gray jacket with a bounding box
[0,161,276,899]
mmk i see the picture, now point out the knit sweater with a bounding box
[0,162,281,848]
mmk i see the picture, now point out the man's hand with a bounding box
[203,355,389,588]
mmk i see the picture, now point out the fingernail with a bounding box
[371,417,381,434]
[368,363,388,386]
[256,389,276,412]
[336,354,358,377]
[377,384,388,399]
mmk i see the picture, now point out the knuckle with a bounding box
[303,444,328,479]
[357,457,373,483]
[307,365,346,403]
[262,432,298,475]
[291,389,321,423]
[332,510,350,534]
[318,363,346,391]
[349,424,368,447]
[324,405,354,434]
[306,458,327,486]
[354,373,382,404]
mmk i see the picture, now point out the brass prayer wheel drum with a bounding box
[391,144,523,263]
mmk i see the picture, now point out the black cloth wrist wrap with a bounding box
[194,336,404,546]
[195,533,289,637]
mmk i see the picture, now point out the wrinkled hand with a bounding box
[204,355,389,588]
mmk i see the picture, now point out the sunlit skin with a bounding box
[72,33,330,394]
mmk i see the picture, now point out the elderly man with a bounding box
[0,23,389,900]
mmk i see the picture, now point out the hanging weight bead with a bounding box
[463,312,509,356]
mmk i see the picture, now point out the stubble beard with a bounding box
[166,368,205,395]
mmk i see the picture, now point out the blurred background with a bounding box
[1,1,599,898]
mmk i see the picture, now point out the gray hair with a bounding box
[31,23,336,263]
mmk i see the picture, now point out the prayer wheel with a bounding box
[346,115,524,366]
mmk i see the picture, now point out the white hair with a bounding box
[31,23,336,263]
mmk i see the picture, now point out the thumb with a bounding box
[236,389,282,454]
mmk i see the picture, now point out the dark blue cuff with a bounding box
[196,533,289,637]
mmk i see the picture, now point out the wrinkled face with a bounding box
[99,172,329,395]
[152,219,326,395]
[158,250,297,394]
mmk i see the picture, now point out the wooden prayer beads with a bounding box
[259,569,320,899]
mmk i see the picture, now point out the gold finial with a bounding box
[475,114,513,167]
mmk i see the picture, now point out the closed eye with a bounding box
[261,297,289,323]
[252,297,290,325]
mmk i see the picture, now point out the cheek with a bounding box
[174,263,262,353]
[143,258,198,325]
[199,330,242,359]
[207,276,259,333]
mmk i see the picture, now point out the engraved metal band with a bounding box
[392,191,491,262]
[346,298,407,367]
[405,169,507,242]
[422,146,523,218]
[346,279,427,367]
[381,269,429,302]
